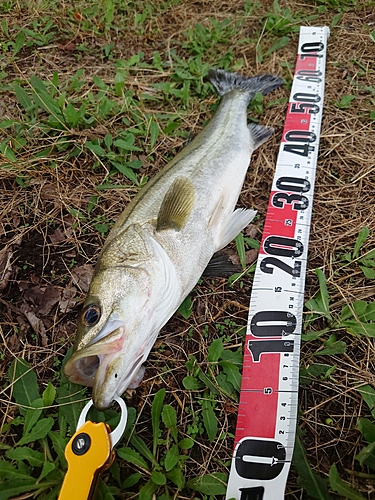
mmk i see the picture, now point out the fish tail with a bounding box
[207,68,282,99]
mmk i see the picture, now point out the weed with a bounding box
[243,0,261,15]
[1,356,83,498]
[3,344,239,498]
[300,261,375,496]
[339,227,375,279]
[315,0,357,7]
[182,19,237,61]
[305,266,375,341]
[177,295,193,319]
[293,433,331,498]
[262,0,319,37]
[183,339,242,405]
[256,36,290,65]
[334,94,356,109]
[118,388,195,496]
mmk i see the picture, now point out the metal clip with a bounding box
[58,396,127,500]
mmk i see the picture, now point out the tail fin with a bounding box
[207,69,282,100]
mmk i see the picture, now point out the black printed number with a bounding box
[272,192,309,210]
[260,257,301,277]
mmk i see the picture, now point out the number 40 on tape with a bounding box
[226,26,330,500]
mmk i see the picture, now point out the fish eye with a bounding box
[82,305,101,327]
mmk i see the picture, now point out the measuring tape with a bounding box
[226,26,330,500]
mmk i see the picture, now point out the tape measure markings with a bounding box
[226,26,329,500]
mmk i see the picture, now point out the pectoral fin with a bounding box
[128,365,146,389]
[156,177,195,231]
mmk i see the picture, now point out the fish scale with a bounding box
[226,26,330,500]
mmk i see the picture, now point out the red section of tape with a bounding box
[295,53,317,72]
[281,105,311,142]
[279,54,317,141]
[234,195,299,443]
[259,194,299,254]
[235,350,280,441]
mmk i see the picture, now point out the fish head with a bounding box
[64,223,179,410]
[64,264,156,410]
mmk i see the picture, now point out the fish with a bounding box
[64,68,282,409]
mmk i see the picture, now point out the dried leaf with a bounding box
[58,36,82,51]
[30,274,41,285]
[39,286,61,316]
[245,248,259,265]
[49,229,66,244]
[245,224,259,239]
[59,284,77,313]
[0,246,13,291]
[223,401,237,414]
[7,332,20,351]
[71,264,94,293]
[12,214,20,227]
[16,315,29,337]
[58,41,77,51]
[39,183,58,202]
[24,286,44,306]
[23,285,61,316]
[21,307,48,347]
[229,253,240,265]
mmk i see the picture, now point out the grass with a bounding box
[1,0,375,498]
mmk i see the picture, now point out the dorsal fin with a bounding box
[156,177,195,231]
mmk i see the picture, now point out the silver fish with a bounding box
[64,69,282,409]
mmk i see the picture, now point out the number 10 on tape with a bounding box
[226,26,330,500]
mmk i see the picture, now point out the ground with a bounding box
[1,0,375,499]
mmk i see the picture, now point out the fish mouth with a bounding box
[64,326,147,409]
[72,355,100,386]
[64,328,125,387]
[88,349,147,410]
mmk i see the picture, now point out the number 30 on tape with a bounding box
[226,26,330,500]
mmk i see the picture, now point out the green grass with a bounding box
[5,254,375,498]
